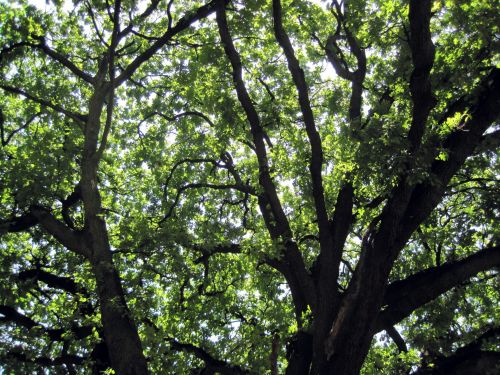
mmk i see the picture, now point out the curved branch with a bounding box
[324,1,366,123]
[168,338,251,375]
[413,327,500,375]
[375,246,500,332]
[397,67,500,246]
[30,206,90,258]
[115,0,229,87]
[140,110,216,129]
[162,182,256,222]
[162,154,251,200]
[407,0,436,151]
[0,84,87,124]
[163,157,222,197]
[216,4,316,316]
[0,305,93,341]
[1,111,43,146]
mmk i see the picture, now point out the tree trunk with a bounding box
[90,234,148,375]
[81,78,149,374]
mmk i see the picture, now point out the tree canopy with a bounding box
[0,0,499,374]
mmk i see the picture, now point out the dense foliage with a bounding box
[0,0,499,374]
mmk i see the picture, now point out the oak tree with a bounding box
[1,0,499,374]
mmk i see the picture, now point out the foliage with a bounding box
[0,0,498,374]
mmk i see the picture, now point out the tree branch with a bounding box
[191,242,242,264]
[476,128,500,154]
[1,111,43,146]
[30,206,90,258]
[216,4,316,316]
[4,351,85,367]
[0,305,93,341]
[0,305,38,330]
[0,212,38,235]
[162,155,250,200]
[118,0,161,39]
[385,326,407,353]
[272,0,330,246]
[397,67,500,247]
[375,246,500,331]
[413,327,500,375]
[407,0,436,151]
[324,1,366,124]
[32,38,96,85]
[168,338,251,374]
[161,182,256,222]
[0,84,87,124]
[115,0,229,87]
[140,110,216,130]
[327,182,354,276]
[17,268,84,295]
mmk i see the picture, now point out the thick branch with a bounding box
[0,305,93,341]
[385,326,407,353]
[273,3,344,328]
[33,39,96,85]
[17,269,83,295]
[30,206,90,258]
[413,327,500,375]
[0,212,38,235]
[476,128,500,154]
[328,182,354,276]
[272,0,330,246]
[0,84,87,124]
[115,0,229,87]
[1,40,94,85]
[0,305,38,329]
[407,0,436,150]
[4,351,85,367]
[375,246,500,331]
[191,242,241,264]
[398,68,500,245]
[0,208,88,258]
[216,4,316,315]
[168,338,250,375]
[61,185,82,230]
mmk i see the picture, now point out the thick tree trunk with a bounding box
[285,331,313,375]
[81,78,149,374]
[285,328,374,375]
[90,234,148,375]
